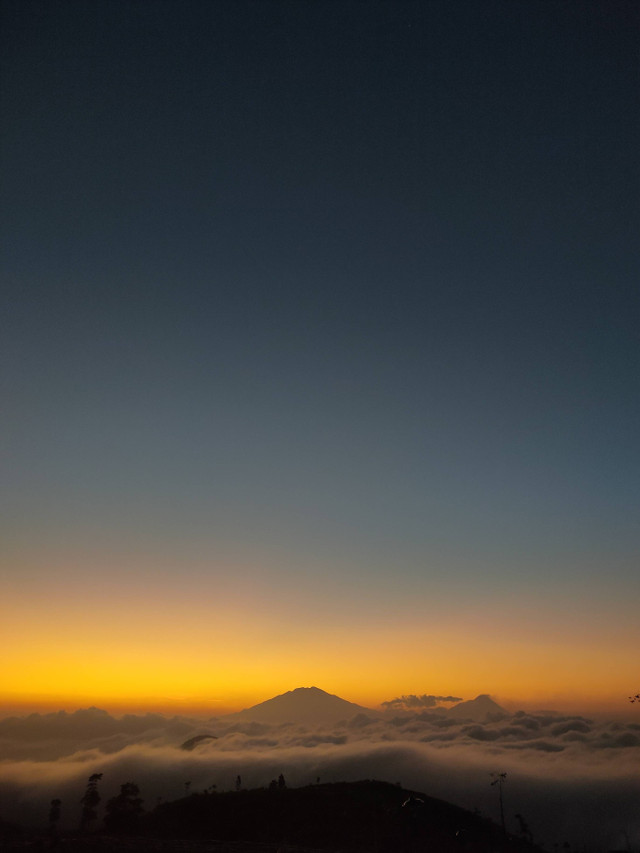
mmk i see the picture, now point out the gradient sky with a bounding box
[1,0,638,716]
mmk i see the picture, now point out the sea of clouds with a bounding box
[1,706,639,850]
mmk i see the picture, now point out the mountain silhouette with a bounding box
[180,734,217,751]
[228,686,368,725]
[149,780,543,852]
[448,694,508,722]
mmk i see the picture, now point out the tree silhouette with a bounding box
[104,782,144,834]
[49,798,62,843]
[278,773,286,789]
[49,799,61,826]
[80,773,102,831]
[515,812,533,843]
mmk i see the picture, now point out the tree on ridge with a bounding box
[80,773,103,831]
[104,782,144,834]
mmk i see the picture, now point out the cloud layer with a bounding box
[380,694,463,710]
[1,706,639,851]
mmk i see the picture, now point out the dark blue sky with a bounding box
[1,0,639,708]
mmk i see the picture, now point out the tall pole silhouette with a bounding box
[490,772,507,835]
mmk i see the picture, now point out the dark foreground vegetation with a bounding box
[1,780,544,853]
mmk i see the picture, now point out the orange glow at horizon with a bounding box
[4,548,638,721]
[3,610,636,719]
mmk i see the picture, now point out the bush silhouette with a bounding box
[104,782,144,834]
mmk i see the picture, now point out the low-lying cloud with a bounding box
[380,694,463,710]
[1,707,639,851]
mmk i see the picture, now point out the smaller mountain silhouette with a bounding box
[180,734,218,751]
[228,686,369,725]
[448,694,507,722]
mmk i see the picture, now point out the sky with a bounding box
[1,0,639,716]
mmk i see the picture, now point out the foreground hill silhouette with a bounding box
[1,781,544,853]
[145,780,541,853]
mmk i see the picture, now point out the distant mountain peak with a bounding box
[279,686,332,698]
[448,694,507,722]
[231,686,368,725]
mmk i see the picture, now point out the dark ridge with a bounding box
[180,734,218,751]
[145,780,543,853]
